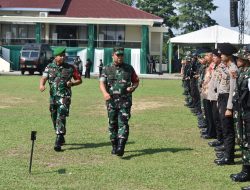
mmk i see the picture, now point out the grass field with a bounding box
[0,76,247,190]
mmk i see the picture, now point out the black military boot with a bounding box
[214,144,225,151]
[230,165,250,182]
[208,140,223,147]
[214,156,235,165]
[111,139,118,155]
[215,151,224,159]
[116,138,126,157]
[54,134,64,151]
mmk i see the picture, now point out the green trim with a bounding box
[124,48,131,65]
[168,42,173,74]
[87,24,95,71]
[140,25,149,74]
[104,48,113,66]
[2,45,22,70]
[35,23,41,43]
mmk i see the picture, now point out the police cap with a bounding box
[218,43,237,56]
[212,49,221,57]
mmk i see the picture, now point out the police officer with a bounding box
[207,49,223,147]
[230,48,250,182]
[99,47,139,157]
[214,43,238,165]
[39,47,82,151]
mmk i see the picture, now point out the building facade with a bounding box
[0,0,167,74]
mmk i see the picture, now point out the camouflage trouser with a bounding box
[106,97,131,141]
[49,96,71,135]
[242,115,250,165]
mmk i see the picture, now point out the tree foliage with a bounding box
[117,0,218,35]
[116,0,136,6]
[177,0,217,33]
[136,0,178,29]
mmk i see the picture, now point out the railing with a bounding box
[0,38,142,48]
[0,38,36,45]
[42,39,88,47]
[96,40,141,48]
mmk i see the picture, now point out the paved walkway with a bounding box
[0,71,182,80]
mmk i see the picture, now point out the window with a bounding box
[30,51,39,58]
[98,25,125,46]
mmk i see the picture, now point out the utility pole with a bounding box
[239,0,245,44]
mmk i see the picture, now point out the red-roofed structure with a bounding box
[0,0,167,74]
[0,0,64,11]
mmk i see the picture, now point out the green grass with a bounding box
[0,76,246,190]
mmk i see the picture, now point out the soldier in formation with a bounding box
[181,44,250,190]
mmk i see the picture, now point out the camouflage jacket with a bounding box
[235,67,250,111]
[100,63,139,99]
[43,61,81,97]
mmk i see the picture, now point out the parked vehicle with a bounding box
[65,55,83,75]
[19,43,52,75]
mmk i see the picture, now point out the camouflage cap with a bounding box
[113,47,124,55]
[53,47,66,56]
[234,47,250,60]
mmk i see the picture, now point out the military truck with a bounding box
[19,43,52,75]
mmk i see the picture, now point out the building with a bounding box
[0,0,167,74]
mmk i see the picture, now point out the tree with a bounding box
[136,0,178,36]
[116,0,136,6]
[177,0,217,34]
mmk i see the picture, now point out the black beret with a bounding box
[218,43,237,56]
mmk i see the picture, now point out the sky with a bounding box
[210,0,232,28]
[210,0,249,32]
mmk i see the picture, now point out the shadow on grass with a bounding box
[122,147,193,160]
[65,141,135,151]
[32,168,67,175]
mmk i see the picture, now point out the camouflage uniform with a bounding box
[233,49,250,164]
[100,63,139,141]
[235,67,250,163]
[43,61,81,135]
[230,48,250,182]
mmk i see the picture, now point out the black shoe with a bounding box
[54,134,63,152]
[200,128,207,133]
[242,186,250,190]
[214,145,225,151]
[111,139,117,155]
[116,139,126,157]
[200,131,207,136]
[230,171,250,182]
[215,152,224,159]
[201,134,214,139]
[214,157,235,165]
[198,125,207,129]
[208,140,223,147]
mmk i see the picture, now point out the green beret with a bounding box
[113,47,124,55]
[53,47,66,56]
